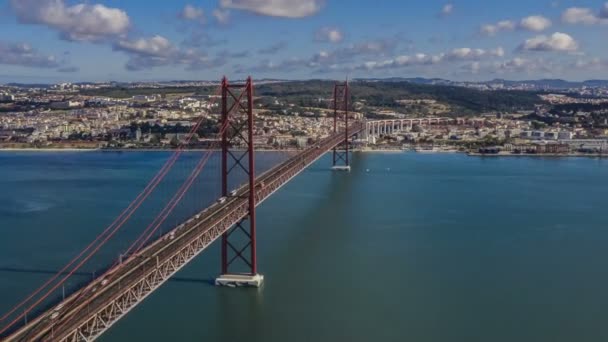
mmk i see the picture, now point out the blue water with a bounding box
[1,152,608,341]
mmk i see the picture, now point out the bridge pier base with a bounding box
[216,274,264,288]
[331,165,351,172]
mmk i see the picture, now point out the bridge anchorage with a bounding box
[331,80,352,172]
[215,76,263,288]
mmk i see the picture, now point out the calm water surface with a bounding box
[1,151,608,342]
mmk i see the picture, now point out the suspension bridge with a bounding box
[0,78,363,341]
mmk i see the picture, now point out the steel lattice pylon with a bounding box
[332,81,350,168]
[220,76,258,277]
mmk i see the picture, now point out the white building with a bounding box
[0,94,15,102]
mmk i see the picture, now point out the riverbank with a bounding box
[0,148,301,153]
[468,152,608,158]
[3,148,606,158]
[0,148,100,152]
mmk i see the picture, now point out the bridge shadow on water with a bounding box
[0,267,215,286]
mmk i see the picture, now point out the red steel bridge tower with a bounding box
[216,76,263,287]
[332,80,351,171]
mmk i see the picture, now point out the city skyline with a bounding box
[1,0,608,83]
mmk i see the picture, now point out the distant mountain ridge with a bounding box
[4,78,608,90]
[354,77,608,89]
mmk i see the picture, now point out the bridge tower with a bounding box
[216,76,264,287]
[332,80,351,171]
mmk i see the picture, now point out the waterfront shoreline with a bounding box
[468,152,608,158]
[2,148,607,159]
[0,148,301,153]
[0,148,100,152]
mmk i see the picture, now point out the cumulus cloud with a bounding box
[246,38,398,74]
[495,57,529,71]
[358,54,441,71]
[219,0,324,18]
[572,58,608,70]
[518,32,579,52]
[179,5,204,22]
[481,15,552,35]
[520,16,552,32]
[213,9,231,24]
[480,20,516,36]
[248,40,514,77]
[315,27,344,43]
[248,57,309,73]
[0,41,62,68]
[115,36,174,57]
[493,57,538,74]
[356,46,505,71]
[10,0,130,42]
[308,39,397,67]
[440,3,454,16]
[455,57,557,77]
[114,35,224,71]
[562,6,608,25]
[446,47,505,60]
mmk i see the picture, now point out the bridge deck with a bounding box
[4,123,363,342]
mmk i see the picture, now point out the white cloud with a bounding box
[315,27,344,43]
[468,61,481,74]
[114,35,224,71]
[115,36,174,57]
[446,47,504,60]
[440,3,454,16]
[481,15,551,36]
[573,58,607,69]
[220,0,323,18]
[179,5,204,21]
[316,39,397,65]
[10,0,130,42]
[356,46,505,71]
[561,6,608,25]
[248,38,398,73]
[494,57,533,73]
[213,9,231,24]
[358,54,435,71]
[480,20,516,36]
[0,41,62,68]
[519,32,579,52]
[520,15,552,32]
[248,57,310,73]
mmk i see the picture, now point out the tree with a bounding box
[169,135,180,147]
[149,134,160,145]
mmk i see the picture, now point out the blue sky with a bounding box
[0,0,607,83]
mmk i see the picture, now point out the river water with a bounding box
[1,151,608,342]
